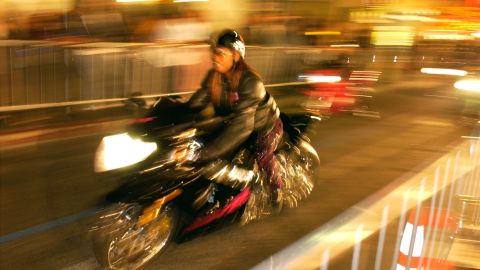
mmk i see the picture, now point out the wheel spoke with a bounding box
[106,207,175,269]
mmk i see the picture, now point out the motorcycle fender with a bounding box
[137,189,183,227]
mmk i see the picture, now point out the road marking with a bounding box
[0,207,99,244]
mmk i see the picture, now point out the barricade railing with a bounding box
[2,40,468,113]
[253,136,480,270]
[0,41,327,109]
[1,40,430,111]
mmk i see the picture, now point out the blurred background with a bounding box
[1,1,479,270]
[0,0,479,109]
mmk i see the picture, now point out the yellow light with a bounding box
[372,26,414,46]
[382,14,438,22]
[423,30,474,40]
[116,0,159,2]
[421,68,467,76]
[330,44,359,48]
[304,31,341,36]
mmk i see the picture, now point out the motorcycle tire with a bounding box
[92,202,179,270]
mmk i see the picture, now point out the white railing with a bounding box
[0,41,331,109]
[1,40,430,110]
[253,137,480,270]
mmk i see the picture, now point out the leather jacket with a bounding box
[187,69,281,162]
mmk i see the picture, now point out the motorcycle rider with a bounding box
[186,29,283,204]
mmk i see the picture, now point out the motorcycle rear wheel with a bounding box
[92,203,178,270]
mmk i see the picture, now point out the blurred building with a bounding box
[1,0,478,42]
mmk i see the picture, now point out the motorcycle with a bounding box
[90,96,320,270]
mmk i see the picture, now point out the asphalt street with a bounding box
[0,79,477,270]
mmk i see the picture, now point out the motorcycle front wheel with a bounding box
[92,203,179,270]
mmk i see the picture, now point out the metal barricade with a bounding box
[0,40,46,106]
[0,41,352,111]
[253,137,480,270]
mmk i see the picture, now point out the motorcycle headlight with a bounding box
[94,133,157,172]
